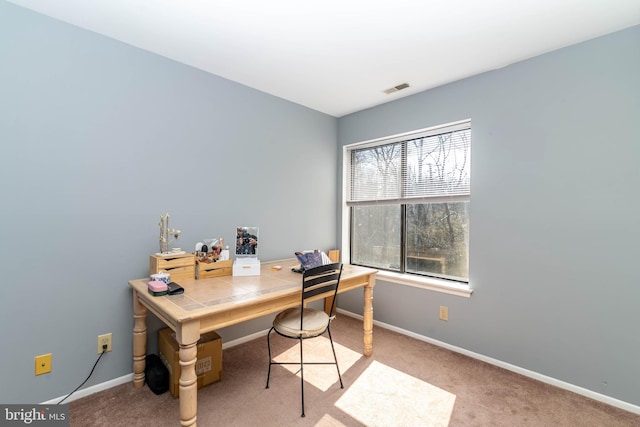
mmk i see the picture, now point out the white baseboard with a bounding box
[41,373,133,405]
[222,329,270,349]
[47,312,640,416]
[336,308,640,416]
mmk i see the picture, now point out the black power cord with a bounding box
[57,344,108,405]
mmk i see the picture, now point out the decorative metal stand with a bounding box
[158,213,181,254]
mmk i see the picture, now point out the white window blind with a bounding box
[347,121,471,206]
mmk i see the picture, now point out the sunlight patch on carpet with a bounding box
[335,361,456,427]
[273,336,362,391]
[314,413,348,427]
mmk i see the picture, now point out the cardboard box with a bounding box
[158,328,222,398]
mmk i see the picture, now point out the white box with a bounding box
[232,258,261,276]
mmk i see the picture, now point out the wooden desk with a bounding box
[129,259,377,427]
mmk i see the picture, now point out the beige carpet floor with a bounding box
[69,315,640,426]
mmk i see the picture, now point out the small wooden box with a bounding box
[197,259,232,279]
[149,253,196,282]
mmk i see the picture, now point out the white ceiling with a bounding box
[7,0,640,117]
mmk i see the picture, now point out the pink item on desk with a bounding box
[148,280,168,296]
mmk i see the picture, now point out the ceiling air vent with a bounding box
[383,83,410,94]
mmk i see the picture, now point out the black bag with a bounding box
[294,250,324,273]
[145,354,169,395]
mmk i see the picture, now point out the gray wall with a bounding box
[337,26,640,406]
[0,2,337,404]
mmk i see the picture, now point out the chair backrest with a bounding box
[301,262,343,313]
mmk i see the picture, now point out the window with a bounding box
[345,120,471,285]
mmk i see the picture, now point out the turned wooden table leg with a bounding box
[324,295,336,316]
[177,321,200,427]
[323,251,340,315]
[363,275,375,357]
[132,290,147,388]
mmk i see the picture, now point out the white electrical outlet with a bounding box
[97,333,112,354]
[439,306,449,321]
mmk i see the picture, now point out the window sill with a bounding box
[376,270,473,298]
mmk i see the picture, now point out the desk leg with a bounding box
[132,290,147,388]
[177,321,200,427]
[363,277,375,357]
[323,295,336,316]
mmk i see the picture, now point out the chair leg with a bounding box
[267,329,342,418]
[327,327,343,388]
[266,327,274,389]
[299,337,305,417]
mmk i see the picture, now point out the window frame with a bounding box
[341,120,473,297]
